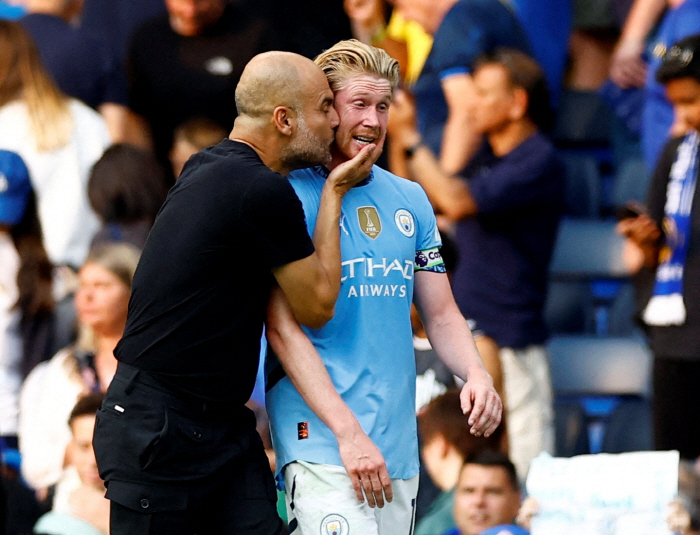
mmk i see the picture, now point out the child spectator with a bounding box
[417,389,504,535]
[33,392,108,535]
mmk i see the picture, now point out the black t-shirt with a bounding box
[642,136,700,359]
[127,3,278,164]
[115,140,315,401]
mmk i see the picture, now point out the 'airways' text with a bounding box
[347,284,407,298]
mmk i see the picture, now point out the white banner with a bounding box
[526,451,679,535]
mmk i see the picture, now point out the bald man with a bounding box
[93,51,380,535]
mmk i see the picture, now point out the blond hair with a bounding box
[314,39,400,94]
[0,20,72,152]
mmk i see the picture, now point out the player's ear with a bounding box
[273,106,296,136]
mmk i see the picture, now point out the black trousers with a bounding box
[93,364,282,535]
[653,357,700,460]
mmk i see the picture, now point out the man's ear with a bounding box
[509,87,528,121]
[273,106,296,136]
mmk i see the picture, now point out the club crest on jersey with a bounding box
[321,514,349,535]
[394,209,415,237]
[357,206,381,239]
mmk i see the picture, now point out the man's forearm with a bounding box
[408,143,477,220]
[266,287,393,506]
[311,144,379,302]
[424,306,489,383]
[439,112,481,175]
[311,184,345,304]
[266,287,363,438]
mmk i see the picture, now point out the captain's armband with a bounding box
[414,247,446,273]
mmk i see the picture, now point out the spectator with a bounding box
[18,243,139,498]
[444,451,525,535]
[394,0,531,175]
[611,0,700,171]
[417,389,504,535]
[0,150,53,449]
[1,469,45,535]
[87,144,168,250]
[79,0,165,68]
[20,0,129,142]
[667,459,700,535]
[32,393,108,535]
[0,20,109,270]
[125,0,278,164]
[269,0,353,60]
[392,48,564,480]
[509,0,570,101]
[617,34,700,460]
[169,117,226,179]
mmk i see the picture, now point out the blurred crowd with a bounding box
[1,0,700,534]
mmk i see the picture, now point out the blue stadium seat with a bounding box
[547,335,652,454]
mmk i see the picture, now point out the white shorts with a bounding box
[282,461,419,535]
[501,345,555,481]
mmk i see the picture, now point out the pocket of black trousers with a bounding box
[140,407,242,481]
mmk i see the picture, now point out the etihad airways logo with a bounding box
[341,257,413,299]
[341,257,413,282]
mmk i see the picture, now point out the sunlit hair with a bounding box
[314,39,400,95]
[0,20,72,152]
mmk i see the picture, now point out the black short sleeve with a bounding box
[241,176,315,269]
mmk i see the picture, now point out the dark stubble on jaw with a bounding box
[281,113,333,170]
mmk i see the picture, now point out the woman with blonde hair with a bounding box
[0,20,110,270]
[18,243,140,503]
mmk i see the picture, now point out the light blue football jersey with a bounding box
[266,165,442,480]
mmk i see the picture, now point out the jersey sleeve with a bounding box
[433,4,482,79]
[242,174,315,269]
[411,183,444,273]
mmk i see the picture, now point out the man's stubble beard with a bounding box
[281,113,333,170]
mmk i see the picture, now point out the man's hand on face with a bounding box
[327,143,379,197]
[459,369,503,438]
[336,426,394,508]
